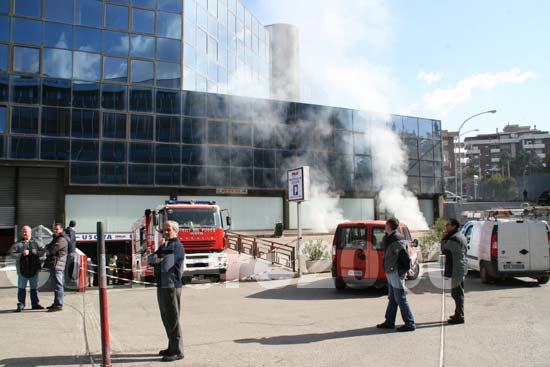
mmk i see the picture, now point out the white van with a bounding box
[462,219,550,284]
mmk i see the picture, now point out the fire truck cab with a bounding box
[132,200,231,283]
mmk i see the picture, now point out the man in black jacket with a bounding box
[11,226,45,312]
[376,217,415,332]
[45,224,68,312]
[148,220,185,362]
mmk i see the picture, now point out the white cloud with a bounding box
[422,68,536,116]
[417,70,442,84]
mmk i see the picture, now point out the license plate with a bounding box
[503,263,525,270]
[347,270,363,277]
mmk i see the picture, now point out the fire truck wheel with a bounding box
[182,276,193,285]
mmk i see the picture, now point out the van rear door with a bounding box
[335,226,368,278]
[528,221,550,271]
[498,222,531,272]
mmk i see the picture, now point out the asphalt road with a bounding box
[0,263,549,367]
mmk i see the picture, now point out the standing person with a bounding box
[64,220,79,287]
[64,220,77,254]
[109,255,118,285]
[376,217,416,332]
[11,226,45,312]
[441,218,468,324]
[148,221,185,362]
[87,258,95,287]
[45,224,68,312]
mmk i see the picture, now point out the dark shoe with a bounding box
[15,307,23,312]
[161,354,183,362]
[46,305,55,309]
[32,305,45,310]
[158,349,170,356]
[448,317,464,324]
[47,306,63,312]
[376,322,395,329]
[397,325,416,332]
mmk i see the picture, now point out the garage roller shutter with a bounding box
[0,168,16,228]
[17,168,61,228]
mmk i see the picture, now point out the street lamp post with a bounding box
[457,110,497,198]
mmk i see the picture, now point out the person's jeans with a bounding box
[451,279,465,319]
[384,271,415,328]
[17,274,40,309]
[50,269,64,307]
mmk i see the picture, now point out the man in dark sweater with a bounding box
[376,217,415,332]
[149,220,185,362]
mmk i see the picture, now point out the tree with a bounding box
[510,150,545,176]
[485,173,518,201]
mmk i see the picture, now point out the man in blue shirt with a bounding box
[149,220,185,362]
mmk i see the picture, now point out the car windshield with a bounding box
[336,227,366,249]
[166,208,221,228]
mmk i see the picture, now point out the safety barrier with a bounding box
[226,232,297,272]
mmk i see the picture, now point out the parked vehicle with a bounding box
[461,195,474,201]
[331,221,420,290]
[461,219,550,284]
[538,190,550,205]
[445,190,462,202]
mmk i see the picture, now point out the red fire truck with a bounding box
[131,200,231,283]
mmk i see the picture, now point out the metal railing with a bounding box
[226,232,296,272]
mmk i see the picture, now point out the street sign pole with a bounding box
[287,166,310,278]
[297,201,302,277]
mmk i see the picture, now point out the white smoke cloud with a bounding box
[417,70,443,84]
[422,68,536,116]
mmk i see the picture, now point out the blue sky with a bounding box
[241,0,549,135]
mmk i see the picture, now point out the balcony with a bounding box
[490,148,501,153]
[524,143,545,149]
[491,157,501,163]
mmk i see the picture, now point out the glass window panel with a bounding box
[433,120,441,138]
[421,177,435,194]
[388,115,403,134]
[434,161,442,177]
[253,168,277,189]
[73,82,100,108]
[0,106,5,132]
[130,114,153,140]
[158,12,182,39]
[156,144,181,163]
[218,2,227,25]
[208,14,218,39]
[232,123,251,146]
[419,138,434,160]
[43,48,73,79]
[156,165,180,186]
[207,94,227,119]
[40,107,71,137]
[132,8,155,34]
[253,149,275,168]
[11,106,38,134]
[128,164,154,185]
[184,44,196,69]
[181,144,204,165]
[40,138,70,160]
[207,146,231,167]
[353,133,370,155]
[181,165,205,186]
[106,4,129,31]
[103,56,128,82]
[112,0,130,4]
[182,91,205,116]
[129,143,153,162]
[197,5,207,30]
[156,38,181,62]
[74,27,101,52]
[433,141,442,161]
[196,29,207,54]
[44,22,72,49]
[10,76,40,104]
[76,0,102,27]
[42,78,71,107]
[72,140,99,162]
[230,147,253,167]
[0,16,8,41]
[73,52,101,81]
[11,136,37,159]
[13,18,42,45]
[101,141,127,162]
[182,118,204,144]
[14,0,41,17]
[102,112,127,139]
[185,0,197,22]
[403,116,418,137]
[45,0,74,23]
[0,74,8,102]
[420,160,434,177]
[196,74,206,92]
[103,31,130,55]
[408,159,420,176]
[196,52,207,76]
[334,130,353,155]
[184,19,196,46]
[102,84,127,110]
[207,59,217,82]
[0,44,8,72]
[158,0,182,12]
[133,0,156,8]
[418,118,433,138]
[131,60,154,84]
[11,47,38,76]
[183,66,196,90]
[353,156,373,191]
[208,120,227,144]
[70,163,98,184]
[405,138,418,159]
[156,61,181,88]
[207,0,217,16]
[129,87,153,112]
[72,109,99,138]
[156,115,180,142]
[130,35,155,58]
[156,89,181,114]
[101,163,127,184]
[230,167,252,188]
[208,36,217,61]
[207,166,229,186]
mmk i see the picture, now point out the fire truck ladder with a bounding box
[226,232,297,272]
